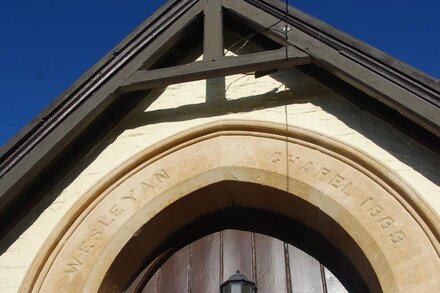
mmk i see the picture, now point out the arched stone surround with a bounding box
[21,120,440,292]
[104,186,374,292]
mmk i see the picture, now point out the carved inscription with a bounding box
[271,152,354,196]
[359,196,406,244]
[64,169,169,274]
[65,257,83,273]
[271,152,406,245]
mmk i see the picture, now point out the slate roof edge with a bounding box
[254,0,439,102]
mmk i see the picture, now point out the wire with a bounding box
[224,18,285,55]
[224,0,292,57]
[223,0,293,99]
[269,27,287,35]
[284,0,290,195]
[225,73,254,94]
[284,0,289,61]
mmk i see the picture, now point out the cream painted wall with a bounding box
[0,65,439,292]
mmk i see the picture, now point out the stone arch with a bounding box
[21,120,440,292]
[105,181,374,292]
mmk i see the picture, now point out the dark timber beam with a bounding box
[119,47,311,92]
[203,0,225,101]
[203,0,223,58]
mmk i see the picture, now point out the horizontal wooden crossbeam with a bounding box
[119,47,310,93]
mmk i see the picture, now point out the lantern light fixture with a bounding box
[220,270,257,293]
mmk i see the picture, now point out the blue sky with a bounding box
[0,0,438,147]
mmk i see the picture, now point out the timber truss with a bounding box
[0,0,439,235]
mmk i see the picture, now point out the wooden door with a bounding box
[128,230,348,293]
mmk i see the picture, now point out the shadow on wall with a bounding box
[121,67,440,189]
[1,58,439,268]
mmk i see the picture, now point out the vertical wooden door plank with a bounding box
[222,230,253,282]
[190,233,221,293]
[254,233,288,293]
[289,244,324,293]
[157,245,190,293]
